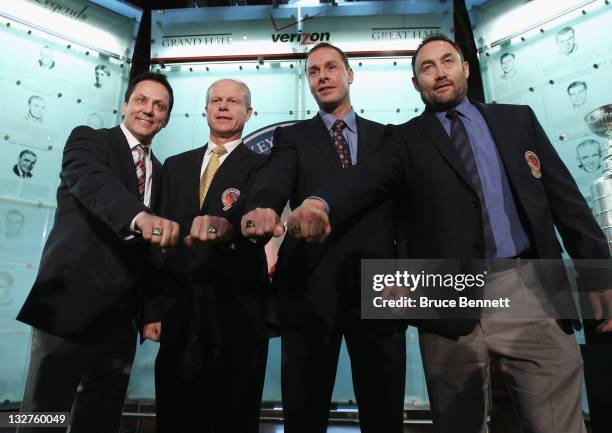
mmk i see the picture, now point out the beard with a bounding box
[418,79,468,112]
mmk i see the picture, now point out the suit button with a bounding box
[472,243,482,252]
[472,200,479,208]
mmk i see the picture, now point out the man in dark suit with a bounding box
[16,72,180,433]
[286,35,612,433]
[241,43,406,433]
[147,79,271,433]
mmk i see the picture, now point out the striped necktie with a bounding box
[134,144,148,202]
[446,109,496,258]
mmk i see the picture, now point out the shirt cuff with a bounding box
[306,196,330,214]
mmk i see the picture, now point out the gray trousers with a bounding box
[419,261,586,433]
[17,321,136,433]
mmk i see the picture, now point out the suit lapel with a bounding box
[110,126,140,197]
[355,115,376,163]
[417,109,474,191]
[201,143,248,213]
[307,115,343,169]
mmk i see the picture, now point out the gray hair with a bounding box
[205,79,251,109]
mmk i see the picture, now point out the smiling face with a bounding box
[95,67,109,86]
[19,153,37,173]
[577,140,601,173]
[556,30,576,55]
[28,97,45,120]
[412,40,469,112]
[205,79,252,145]
[121,80,170,145]
[306,46,353,116]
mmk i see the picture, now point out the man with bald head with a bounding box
[149,78,271,433]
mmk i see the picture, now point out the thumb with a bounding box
[184,234,194,247]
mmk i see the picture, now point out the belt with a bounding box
[485,249,533,273]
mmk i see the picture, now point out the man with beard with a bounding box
[241,42,406,433]
[285,35,612,433]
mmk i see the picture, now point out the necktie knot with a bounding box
[212,146,228,157]
[445,109,460,121]
[332,119,347,133]
[135,144,149,158]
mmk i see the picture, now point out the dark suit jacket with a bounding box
[17,125,161,343]
[247,114,405,335]
[152,143,271,346]
[316,102,611,336]
[13,165,32,178]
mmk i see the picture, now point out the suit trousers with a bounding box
[155,330,269,433]
[281,311,406,433]
[419,261,586,433]
[17,320,137,433]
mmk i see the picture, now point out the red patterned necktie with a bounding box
[331,119,351,168]
[134,144,148,202]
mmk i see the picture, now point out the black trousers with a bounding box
[18,321,137,433]
[281,312,406,433]
[155,325,268,433]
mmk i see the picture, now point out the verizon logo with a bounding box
[271,31,330,45]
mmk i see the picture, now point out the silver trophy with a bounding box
[585,104,612,250]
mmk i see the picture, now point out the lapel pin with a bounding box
[525,151,542,178]
[222,188,240,210]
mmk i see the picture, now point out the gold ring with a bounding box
[207,225,218,234]
[291,224,301,234]
[245,220,255,229]
[152,227,163,236]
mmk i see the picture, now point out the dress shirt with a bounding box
[434,98,530,258]
[319,108,358,165]
[200,138,242,177]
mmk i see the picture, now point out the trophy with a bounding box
[585,104,612,250]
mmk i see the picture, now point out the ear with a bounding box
[121,101,127,118]
[463,60,470,80]
[412,76,420,92]
[245,106,253,122]
[347,67,354,85]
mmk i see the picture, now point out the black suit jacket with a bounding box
[17,125,161,343]
[316,102,611,336]
[247,114,405,335]
[152,143,271,346]
[13,165,32,178]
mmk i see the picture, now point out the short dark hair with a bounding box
[19,149,36,159]
[500,52,515,62]
[95,64,111,76]
[124,72,174,118]
[305,42,350,72]
[411,34,464,77]
[567,80,587,93]
[28,95,45,105]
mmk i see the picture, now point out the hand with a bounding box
[185,215,233,246]
[134,212,180,252]
[588,288,612,333]
[286,198,331,243]
[143,322,161,342]
[241,208,284,239]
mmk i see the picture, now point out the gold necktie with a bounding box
[199,145,227,207]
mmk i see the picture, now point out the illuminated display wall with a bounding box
[0,0,139,404]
